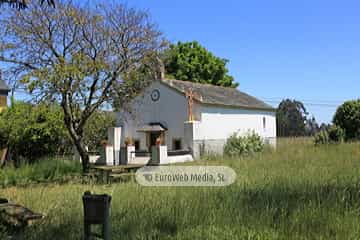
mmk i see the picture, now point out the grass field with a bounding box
[0,157,81,188]
[1,138,360,239]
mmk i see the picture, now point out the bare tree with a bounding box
[0,1,163,172]
[0,0,55,9]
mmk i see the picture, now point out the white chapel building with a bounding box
[107,78,276,165]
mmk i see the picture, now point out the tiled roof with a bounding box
[0,80,9,92]
[161,79,274,111]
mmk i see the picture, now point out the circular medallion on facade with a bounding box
[151,89,160,102]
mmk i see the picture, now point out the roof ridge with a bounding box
[162,78,239,91]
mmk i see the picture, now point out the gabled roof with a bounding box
[160,79,274,111]
[0,80,10,94]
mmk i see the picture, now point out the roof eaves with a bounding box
[0,80,10,92]
[201,101,276,112]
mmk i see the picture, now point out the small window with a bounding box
[173,139,182,150]
[134,139,140,150]
[263,117,266,129]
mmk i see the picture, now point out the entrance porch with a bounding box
[96,121,199,166]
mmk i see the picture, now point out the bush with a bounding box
[0,102,117,163]
[314,130,329,145]
[314,125,344,145]
[0,102,69,163]
[333,100,360,140]
[224,131,264,157]
[328,125,345,143]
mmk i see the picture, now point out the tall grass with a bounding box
[0,157,81,187]
[1,138,360,239]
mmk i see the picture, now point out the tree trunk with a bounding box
[62,114,90,172]
[61,102,90,173]
[74,138,90,173]
[0,148,8,168]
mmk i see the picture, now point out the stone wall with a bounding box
[193,139,226,157]
[193,137,276,159]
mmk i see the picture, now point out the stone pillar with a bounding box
[108,127,122,165]
[184,121,201,159]
[159,145,168,164]
[105,145,114,165]
[126,146,136,164]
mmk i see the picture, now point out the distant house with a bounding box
[0,76,10,112]
[110,78,276,165]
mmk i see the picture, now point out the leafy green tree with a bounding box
[163,41,238,87]
[333,100,360,140]
[0,102,118,164]
[276,99,308,137]
[0,102,67,164]
[0,1,163,172]
[84,111,116,152]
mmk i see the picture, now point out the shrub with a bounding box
[314,130,329,145]
[314,125,344,145]
[333,100,360,140]
[224,131,264,157]
[0,102,116,163]
[327,125,345,143]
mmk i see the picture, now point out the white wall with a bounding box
[116,81,277,157]
[117,81,201,151]
[196,105,276,140]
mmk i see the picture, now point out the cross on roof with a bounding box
[185,88,200,122]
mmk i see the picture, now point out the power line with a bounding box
[264,100,339,108]
[260,97,346,103]
[260,97,350,108]
[261,96,344,100]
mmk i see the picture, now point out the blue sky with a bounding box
[7,0,360,123]
[126,0,359,123]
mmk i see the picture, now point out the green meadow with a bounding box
[1,138,360,239]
